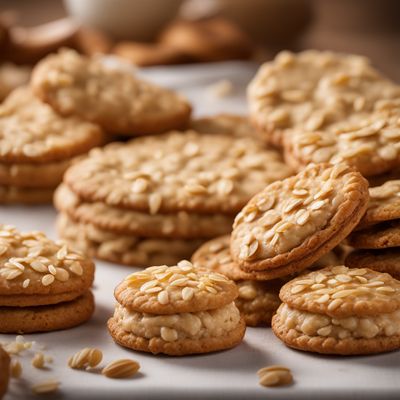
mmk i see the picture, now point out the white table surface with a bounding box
[1,62,399,400]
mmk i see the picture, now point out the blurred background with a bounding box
[0,0,399,99]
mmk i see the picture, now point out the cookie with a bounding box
[64,131,293,214]
[159,17,253,62]
[345,249,400,280]
[0,86,104,164]
[348,219,400,249]
[108,261,245,355]
[31,49,192,136]
[284,98,400,177]
[0,224,95,307]
[57,213,204,267]
[0,63,30,102]
[248,50,400,148]
[54,184,233,239]
[231,163,369,277]
[0,186,54,204]
[272,265,400,355]
[0,291,94,333]
[355,180,400,229]
[0,346,10,400]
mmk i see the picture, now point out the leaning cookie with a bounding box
[345,249,400,280]
[31,49,191,136]
[231,163,369,278]
[0,346,10,400]
[108,261,246,355]
[0,224,95,333]
[272,265,400,355]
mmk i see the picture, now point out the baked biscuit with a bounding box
[231,163,369,278]
[108,261,245,355]
[64,131,293,214]
[248,50,399,148]
[54,184,233,239]
[272,265,400,355]
[0,224,95,333]
[0,346,9,400]
[31,49,192,135]
[345,249,400,280]
[57,213,203,267]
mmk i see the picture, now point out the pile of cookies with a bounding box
[54,127,293,266]
[108,260,246,355]
[0,225,95,333]
[346,180,400,280]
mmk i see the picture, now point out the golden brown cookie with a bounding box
[231,163,369,277]
[0,291,94,333]
[272,265,400,355]
[54,184,233,239]
[159,17,254,62]
[0,224,95,307]
[345,249,400,280]
[0,345,10,400]
[64,131,293,215]
[31,49,192,136]
[57,213,204,267]
[108,261,245,355]
[248,50,400,149]
[0,87,104,164]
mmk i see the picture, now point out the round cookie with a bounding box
[231,163,369,277]
[0,224,95,307]
[0,87,104,164]
[0,346,9,400]
[57,213,204,267]
[356,180,400,229]
[31,49,192,136]
[272,265,400,355]
[348,220,400,249]
[0,291,94,333]
[54,184,233,239]
[108,261,245,355]
[345,249,400,280]
[248,50,400,148]
[64,130,293,215]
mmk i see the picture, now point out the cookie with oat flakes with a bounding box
[31,49,191,136]
[57,213,204,267]
[63,131,293,215]
[108,261,245,355]
[231,163,369,277]
[0,224,94,333]
[0,345,9,400]
[248,50,400,149]
[272,265,400,355]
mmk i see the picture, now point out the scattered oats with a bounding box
[207,79,234,98]
[31,379,60,394]
[32,352,46,369]
[68,348,103,369]
[102,359,140,379]
[10,360,22,378]
[257,365,293,387]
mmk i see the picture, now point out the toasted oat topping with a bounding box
[285,266,400,313]
[102,359,140,379]
[0,87,103,162]
[64,131,293,214]
[232,163,364,261]
[257,365,293,387]
[126,261,230,305]
[248,50,399,145]
[0,224,86,289]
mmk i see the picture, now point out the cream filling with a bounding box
[236,281,281,313]
[279,303,400,339]
[114,302,241,342]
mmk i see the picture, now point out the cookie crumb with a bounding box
[207,79,234,98]
[257,365,293,387]
[101,359,140,379]
[32,352,46,369]
[68,348,103,370]
[10,360,22,378]
[31,379,60,394]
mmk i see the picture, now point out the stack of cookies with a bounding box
[0,225,95,333]
[108,260,246,355]
[55,129,293,267]
[248,50,400,179]
[0,87,104,204]
[346,180,400,280]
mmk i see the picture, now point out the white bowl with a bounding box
[64,0,184,41]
